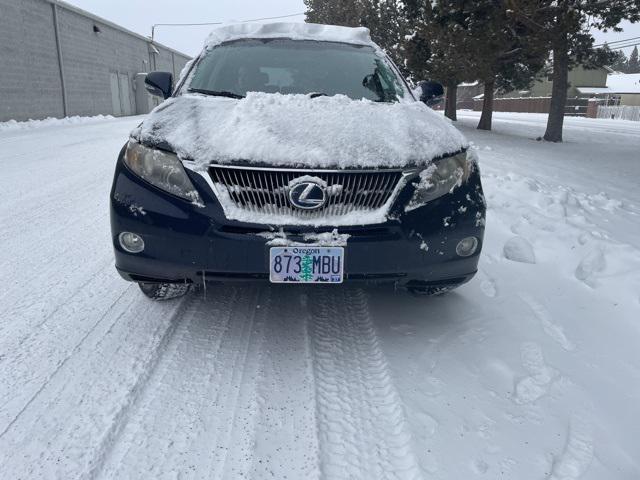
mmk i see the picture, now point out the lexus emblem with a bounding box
[288,180,327,210]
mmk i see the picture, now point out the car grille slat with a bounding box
[376,172,395,208]
[208,165,404,221]
[376,173,391,208]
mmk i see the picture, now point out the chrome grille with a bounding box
[208,164,404,219]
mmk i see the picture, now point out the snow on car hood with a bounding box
[132,92,468,170]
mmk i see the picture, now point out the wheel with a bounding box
[407,285,457,297]
[138,282,191,301]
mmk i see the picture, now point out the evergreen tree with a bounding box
[403,0,477,120]
[304,0,366,28]
[463,1,547,130]
[304,0,407,67]
[605,44,630,72]
[404,1,546,126]
[508,0,640,142]
[629,46,640,73]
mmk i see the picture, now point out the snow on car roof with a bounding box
[178,23,380,86]
[202,22,375,50]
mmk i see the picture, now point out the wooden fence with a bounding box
[470,97,590,116]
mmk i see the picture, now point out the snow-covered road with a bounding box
[1,113,639,479]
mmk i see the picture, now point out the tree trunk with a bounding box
[544,33,569,142]
[477,80,495,131]
[445,83,457,121]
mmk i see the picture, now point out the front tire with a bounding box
[408,285,457,297]
[138,282,190,301]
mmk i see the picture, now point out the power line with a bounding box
[151,12,306,41]
[604,41,640,51]
[594,35,640,48]
[610,43,639,52]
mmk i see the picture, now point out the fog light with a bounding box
[119,232,145,253]
[456,236,478,257]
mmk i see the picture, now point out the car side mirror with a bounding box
[145,71,173,99]
[417,80,444,106]
[362,73,376,90]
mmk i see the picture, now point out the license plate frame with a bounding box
[269,246,344,284]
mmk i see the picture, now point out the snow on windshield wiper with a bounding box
[188,88,245,99]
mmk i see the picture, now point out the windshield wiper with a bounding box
[188,88,244,99]
[309,92,329,99]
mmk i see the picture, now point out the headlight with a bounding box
[407,151,472,210]
[123,141,202,204]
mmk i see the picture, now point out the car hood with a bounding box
[132,92,468,170]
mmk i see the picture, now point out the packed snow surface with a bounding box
[1,111,640,479]
[134,92,468,169]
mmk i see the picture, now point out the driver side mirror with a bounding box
[417,80,444,106]
[362,73,380,93]
[145,71,173,99]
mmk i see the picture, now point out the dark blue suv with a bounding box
[110,23,485,300]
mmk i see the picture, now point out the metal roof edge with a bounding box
[43,0,192,59]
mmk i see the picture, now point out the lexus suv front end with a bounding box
[109,22,486,299]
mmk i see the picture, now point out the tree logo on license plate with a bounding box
[300,255,314,282]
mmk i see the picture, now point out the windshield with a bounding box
[185,38,406,102]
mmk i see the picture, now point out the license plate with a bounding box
[269,246,344,283]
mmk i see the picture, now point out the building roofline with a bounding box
[43,0,192,59]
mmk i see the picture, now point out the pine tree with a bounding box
[403,1,546,125]
[509,1,640,142]
[629,46,640,73]
[462,1,547,130]
[304,0,367,27]
[403,0,477,120]
[605,44,630,72]
[304,0,408,67]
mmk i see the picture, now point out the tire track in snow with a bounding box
[309,288,424,480]
[0,259,118,377]
[0,283,133,435]
[247,287,321,480]
[95,286,271,480]
[0,288,188,479]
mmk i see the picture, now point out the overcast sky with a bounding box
[64,0,306,56]
[65,0,639,58]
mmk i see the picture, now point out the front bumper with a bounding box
[110,147,486,288]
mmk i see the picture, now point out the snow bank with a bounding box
[133,93,468,169]
[203,22,375,51]
[503,236,536,264]
[0,115,114,132]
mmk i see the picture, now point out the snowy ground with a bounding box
[1,112,639,479]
